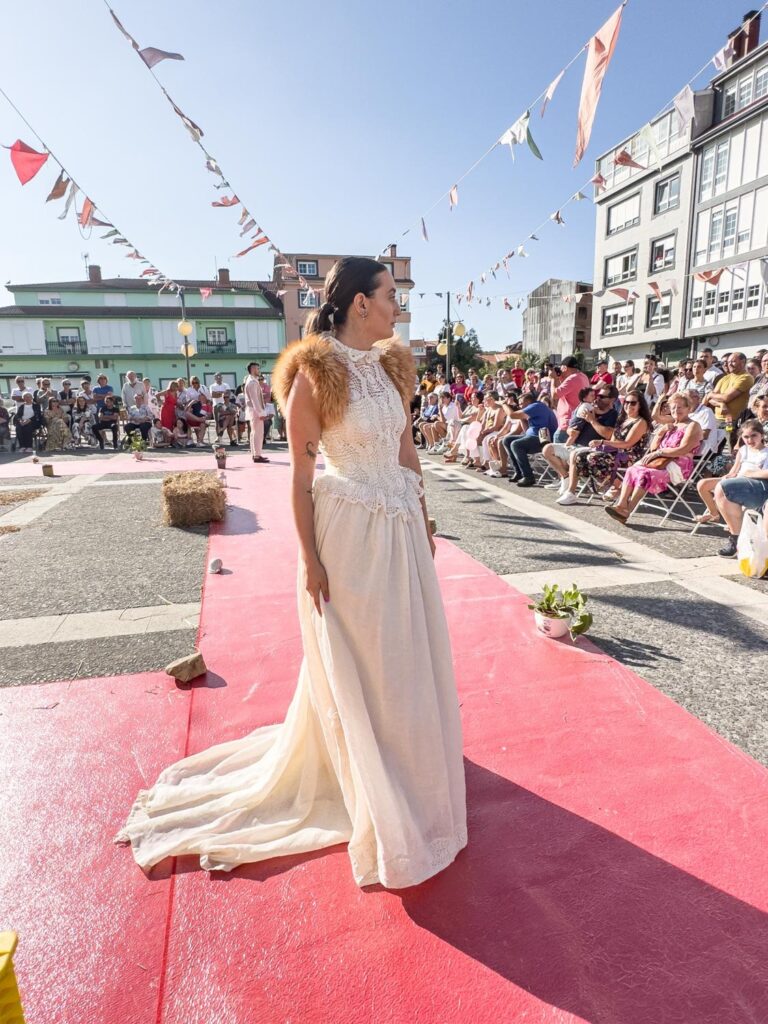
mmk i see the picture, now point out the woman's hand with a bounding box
[303,555,329,616]
[589,439,602,448]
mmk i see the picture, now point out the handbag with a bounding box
[737,512,768,578]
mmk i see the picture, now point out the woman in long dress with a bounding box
[115,257,467,889]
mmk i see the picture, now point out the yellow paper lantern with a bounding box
[179,342,197,358]
[436,341,447,356]
[453,322,466,338]
[177,319,193,337]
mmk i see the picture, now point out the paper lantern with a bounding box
[453,322,466,338]
[177,319,193,337]
[436,342,447,356]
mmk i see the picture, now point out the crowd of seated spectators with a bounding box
[2,369,285,454]
[413,348,768,561]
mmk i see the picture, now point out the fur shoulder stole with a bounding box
[272,333,416,430]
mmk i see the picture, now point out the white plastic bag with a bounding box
[737,512,768,578]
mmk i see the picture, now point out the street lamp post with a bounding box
[435,292,466,383]
[177,288,194,383]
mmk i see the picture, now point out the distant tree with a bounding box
[450,328,484,375]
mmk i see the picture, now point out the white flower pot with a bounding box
[534,611,571,638]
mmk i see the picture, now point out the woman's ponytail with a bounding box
[304,301,336,336]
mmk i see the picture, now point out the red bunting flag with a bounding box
[591,172,607,192]
[235,236,270,257]
[140,268,160,277]
[6,140,49,184]
[648,280,663,302]
[540,69,565,118]
[45,169,69,202]
[504,298,512,310]
[78,198,95,228]
[200,287,212,301]
[613,148,645,170]
[126,250,143,260]
[610,287,630,301]
[211,195,239,207]
[139,47,184,69]
[694,269,726,285]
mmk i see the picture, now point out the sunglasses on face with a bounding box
[625,399,640,406]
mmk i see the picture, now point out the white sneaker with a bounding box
[544,480,561,490]
[434,442,447,454]
[557,490,578,505]
[485,469,502,478]
[558,478,570,496]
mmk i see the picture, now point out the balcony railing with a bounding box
[197,337,236,355]
[46,339,88,356]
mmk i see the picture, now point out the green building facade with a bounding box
[0,266,285,397]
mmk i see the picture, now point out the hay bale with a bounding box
[162,470,226,528]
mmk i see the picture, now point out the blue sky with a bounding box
[0,0,752,348]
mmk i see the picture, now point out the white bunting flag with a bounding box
[421,218,429,242]
[673,84,696,133]
[540,68,565,118]
[449,184,459,210]
[638,123,663,172]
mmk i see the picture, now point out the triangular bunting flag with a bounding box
[139,46,184,69]
[235,236,270,257]
[239,218,257,236]
[648,281,663,302]
[57,181,78,220]
[574,3,624,166]
[550,210,565,225]
[573,191,588,201]
[591,173,607,192]
[613,148,645,170]
[200,287,212,301]
[78,198,95,228]
[504,298,512,310]
[449,184,459,210]
[45,169,69,202]
[673,84,696,133]
[421,218,429,242]
[6,140,49,185]
[540,69,565,118]
[211,195,239,207]
[694,269,725,285]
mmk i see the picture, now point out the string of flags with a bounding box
[440,3,768,314]
[382,2,627,256]
[0,86,179,294]
[105,2,303,291]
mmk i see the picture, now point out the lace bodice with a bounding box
[313,336,423,518]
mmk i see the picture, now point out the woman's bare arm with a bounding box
[285,371,329,614]
[398,400,436,558]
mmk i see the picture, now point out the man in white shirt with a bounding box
[700,348,725,387]
[78,379,97,408]
[688,389,719,456]
[10,376,30,408]
[244,361,269,463]
[121,371,145,412]
[127,394,153,443]
[641,355,666,403]
[210,373,229,407]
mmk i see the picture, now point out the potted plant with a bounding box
[129,431,147,461]
[214,445,227,470]
[528,583,592,640]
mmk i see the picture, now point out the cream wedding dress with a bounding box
[116,337,467,889]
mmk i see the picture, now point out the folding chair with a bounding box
[629,454,712,526]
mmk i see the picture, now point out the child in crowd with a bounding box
[149,418,174,448]
[574,386,596,421]
[173,418,193,448]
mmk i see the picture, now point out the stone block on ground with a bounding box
[162,471,225,528]
[165,651,207,683]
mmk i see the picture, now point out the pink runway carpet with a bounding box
[1,455,768,1023]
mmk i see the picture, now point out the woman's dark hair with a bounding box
[304,256,387,336]
[620,388,652,429]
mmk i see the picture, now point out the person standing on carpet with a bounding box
[244,361,269,463]
[115,256,467,890]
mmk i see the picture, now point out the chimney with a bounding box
[217,267,230,286]
[743,9,761,56]
[728,11,760,64]
[88,264,102,283]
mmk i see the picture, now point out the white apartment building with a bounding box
[521,279,592,360]
[686,34,768,357]
[591,97,712,364]
[591,11,768,363]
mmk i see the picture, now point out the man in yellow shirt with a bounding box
[703,351,753,422]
